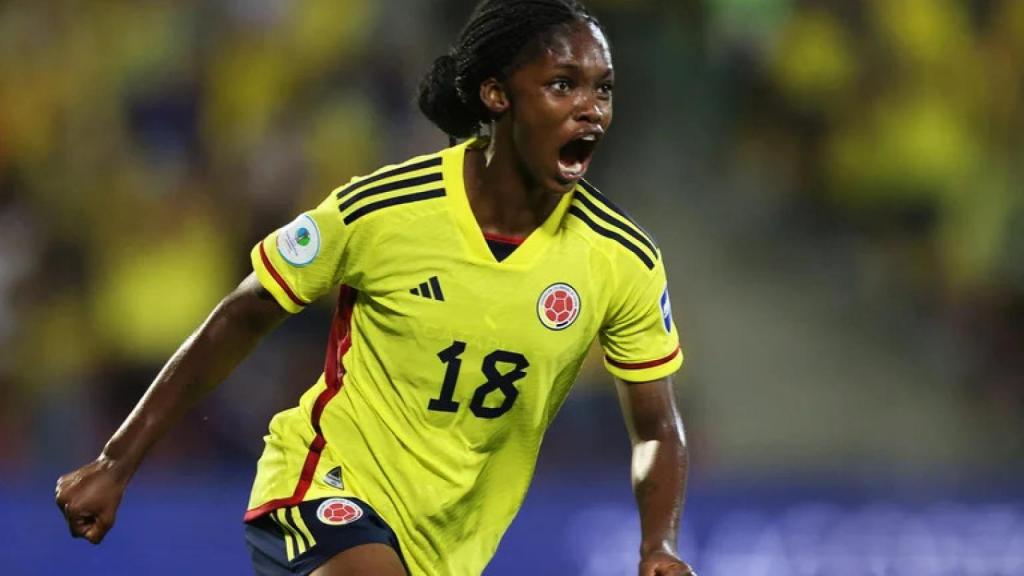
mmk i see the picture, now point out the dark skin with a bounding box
[617,376,693,576]
[54,274,289,543]
[56,20,693,576]
[465,21,614,235]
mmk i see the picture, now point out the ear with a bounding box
[479,78,510,116]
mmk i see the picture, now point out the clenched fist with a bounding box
[639,550,697,576]
[55,456,130,544]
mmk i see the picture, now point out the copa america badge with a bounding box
[276,213,320,267]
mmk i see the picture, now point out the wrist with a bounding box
[640,539,678,558]
[98,445,140,483]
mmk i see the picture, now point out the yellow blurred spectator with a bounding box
[771,8,858,115]
[90,194,234,363]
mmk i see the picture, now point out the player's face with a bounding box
[505,21,614,194]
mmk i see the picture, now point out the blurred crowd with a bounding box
[0,0,427,474]
[708,0,1024,457]
[0,0,1021,479]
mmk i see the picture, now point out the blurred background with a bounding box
[1,0,1022,574]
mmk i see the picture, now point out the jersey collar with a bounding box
[442,138,575,267]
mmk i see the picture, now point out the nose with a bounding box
[574,94,607,125]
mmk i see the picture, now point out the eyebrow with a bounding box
[550,61,615,77]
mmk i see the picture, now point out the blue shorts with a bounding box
[244,497,407,575]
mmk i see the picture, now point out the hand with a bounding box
[639,549,696,576]
[55,456,130,544]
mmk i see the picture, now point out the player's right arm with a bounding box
[55,273,289,544]
[55,162,391,543]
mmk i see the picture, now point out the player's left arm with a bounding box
[616,375,696,576]
[597,230,692,574]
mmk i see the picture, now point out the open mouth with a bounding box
[557,135,599,182]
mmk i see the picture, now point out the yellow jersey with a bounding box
[244,138,682,575]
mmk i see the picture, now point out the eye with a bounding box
[550,78,573,93]
[597,81,614,98]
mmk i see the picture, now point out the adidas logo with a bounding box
[324,466,344,489]
[410,276,445,301]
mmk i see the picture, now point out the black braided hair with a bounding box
[418,0,602,141]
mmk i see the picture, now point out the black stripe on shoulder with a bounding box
[343,189,446,225]
[338,172,443,213]
[568,206,655,270]
[335,156,442,201]
[573,190,658,259]
[578,180,658,250]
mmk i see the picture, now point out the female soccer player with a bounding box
[55,1,694,574]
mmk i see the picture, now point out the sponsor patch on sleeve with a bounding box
[660,285,673,334]
[276,213,320,267]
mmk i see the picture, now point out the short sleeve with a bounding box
[251,193,351,313]
[599,260,683,382]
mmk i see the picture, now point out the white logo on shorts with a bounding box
[316,498,363,526]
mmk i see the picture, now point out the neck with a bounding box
[463,127,562,237]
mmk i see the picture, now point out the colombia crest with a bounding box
[537,283,581,330]
[316,498,363,526]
